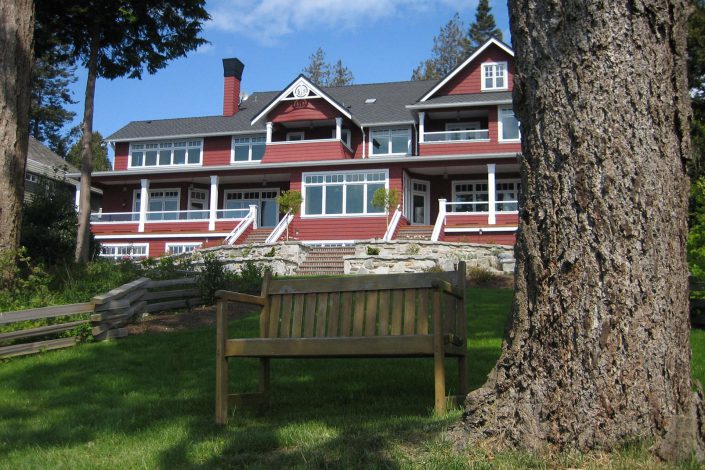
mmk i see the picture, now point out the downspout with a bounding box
[412,119,418,156]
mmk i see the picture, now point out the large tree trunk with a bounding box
[0,0,34,263]
[455,0,705,460]
[74,31,99,264]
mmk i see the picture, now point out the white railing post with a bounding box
[419,111,425,143]
[249,204,258,230]
[431,198,446,242]
[335,117,342,141]
[487,163,496,225]
[138,178,149,233]
[383,204,402,241]
[209,175,218,231]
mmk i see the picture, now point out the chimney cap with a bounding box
[223,58,245,79]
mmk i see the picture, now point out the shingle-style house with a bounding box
[87,38,520,259]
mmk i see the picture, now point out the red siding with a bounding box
[289,216,387,241]
[92,223,139,235]
[96,238,217,258]
[203,136,232,166]
[444,213,518,227]
[269,99,338,123]
[443,233,516,245]
[262,141,352,163]
[420,141,520,156]
[437,45,514,96]
[114,143,129,171]
[143,221,209,233]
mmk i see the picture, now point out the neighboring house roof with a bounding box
[28,136,78,173]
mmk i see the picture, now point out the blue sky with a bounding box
[65,0,510,155]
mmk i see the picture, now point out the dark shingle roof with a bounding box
[413,91,512,106]
[28,136,78,172]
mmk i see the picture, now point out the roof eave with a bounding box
[406,100,512,110]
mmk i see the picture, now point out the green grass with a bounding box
[0,288,703,469]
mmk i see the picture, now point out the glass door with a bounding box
[410,179,430,225]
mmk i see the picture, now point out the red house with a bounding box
[88,39,521,259]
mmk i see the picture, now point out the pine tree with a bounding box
[468,0,503,50]
[67,131,110,171]
[411,13,468,80]
[329,60,354,87]
[302,48,330,87]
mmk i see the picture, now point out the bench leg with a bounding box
[458,355,468,398]
[215,301,229,425]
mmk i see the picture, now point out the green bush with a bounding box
[366,246,380,255]
[466,266,500,285]
[233,261,267,294]
[196,253,232,305]
[689,177,705,280]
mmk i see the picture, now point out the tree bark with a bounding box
[455,0,705,460]
[0,0,34,262]
[74,29,99,264]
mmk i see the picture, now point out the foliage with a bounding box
[0,288,700,468]
[405,243,421,255]
[371,187,400,227]
[467,0,503,49]
[20,175,78,265]
[302,47,354,87]
[689,178,705,280]
[276,190,303,240]
[140,255,193,280]
[234,260,267,295]
[412,13,468,80]
[689,0,705,178]
[67,130,111,171]
[196,253,231,305]
[466,266,501,285]
[366,246,380,256]
[264,247,276,258]
[29,46,77,157]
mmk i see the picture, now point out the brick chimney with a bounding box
[223,58,245,116]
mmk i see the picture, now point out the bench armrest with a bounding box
[431,279,464,299]
[215,290,266,306]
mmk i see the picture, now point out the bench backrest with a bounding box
[257,263,466,339]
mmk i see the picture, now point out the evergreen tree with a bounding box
[688,0,705,178]
[411,13,468,80]
[468,0,503,50]
[67,131,110,171]
[302,48,330,87]
[329,60,354,87]
[29,47,77,158]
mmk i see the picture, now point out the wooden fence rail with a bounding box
[0,277,203,358]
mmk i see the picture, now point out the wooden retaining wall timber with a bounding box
[0,277,203,358]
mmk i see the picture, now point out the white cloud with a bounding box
[208,0,447,44]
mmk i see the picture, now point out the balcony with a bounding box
[90,208,252,235]
[423,129,490,143]
[262,138,353,163]
[431,198,519,241]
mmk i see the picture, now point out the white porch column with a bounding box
[266,122,273,143]
[418,111,425,143]
[431,198,446,242]
[138,178,149,233]
[74,182,81,211]
[249,204,258,230]
[209,175,219,231]
[335,117,342,140]
[487,163,496,225]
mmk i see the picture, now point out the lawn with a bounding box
[0,288,703,469]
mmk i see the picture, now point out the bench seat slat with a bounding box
[378,291,390,336]
[225,336,441,358]
[268,295,282,338]
[340,292,353,336]
[326,292,340,337]
[417,289,429,335]
[353,292,365,336]
[391,290,403,335]
[314,292,328,337]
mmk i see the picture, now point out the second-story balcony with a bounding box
[261,117,354,163]
[423,129,490,143]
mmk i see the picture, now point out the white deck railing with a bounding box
[225,205,258,245]
[432,199,519,240]
[382,205,402,241]
[265,210,294,243]
[423,129,490,142]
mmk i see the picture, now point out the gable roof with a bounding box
[250,75,354,126]
[418,38,514,102]
[28,136,78,173]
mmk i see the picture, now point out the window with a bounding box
[331,128,351,147]
[130,140,201,168]
[133,189,180,220]
[481,62,508,91]
[370,128,410,155]
[445,122,487,141]
[232,135,266,162]
[100,244,148,259]
[286,131,304,141]
[496,181,521,211]
[224,190,279,227]
[302,170,387,216]
[453,182,489,212]
[188,189,209,219]
[499,106,520,141]
[165,243,201,255]
[25,172,39,183]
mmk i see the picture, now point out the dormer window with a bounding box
[129,140,202,168]
[481,62,507,91]
[370,128,411,156]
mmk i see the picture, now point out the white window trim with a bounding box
[369,127,411,156]
[331,128,352,148]
[99,243,149,259]
[165,242,202,255]
[481,62,508,91]
[230,134,266,163]
[188,188,209,211]
[497,105,521,143]
[286,131,305,141]
[133,187,181,221]
[301,169,389,218]
[452,178,520,214]
[128,139,203,169]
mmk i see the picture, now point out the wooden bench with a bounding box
[214,261,467,424]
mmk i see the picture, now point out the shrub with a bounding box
[197,253,232,304]
[405,243,420,255]
[232,261,267,295]
[467,266,500,285]
[366,246,380,256]
[264,247,276,257]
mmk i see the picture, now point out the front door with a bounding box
[224,189,280,228]
[410,179,430,225]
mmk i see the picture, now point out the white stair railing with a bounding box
[265,210,294,244]
[225,205,258,245]
[382,204,402,241]
[431,199,447,242]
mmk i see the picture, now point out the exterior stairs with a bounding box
[396,225,434,241]
[296,246,355,276]
[243,228,273,244]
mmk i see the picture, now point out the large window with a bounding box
[232,135,265,162]
[496,181,520,211]
[453,182,488,212]
[370,128,410,155]
[130,140,201,168]
[165,243,201,255]
[303,170,387,216]
[481,62,507,91]
[133,189,180,220]
[100,244,148,259]
[499,106,520,141]
[224,190,279,227]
